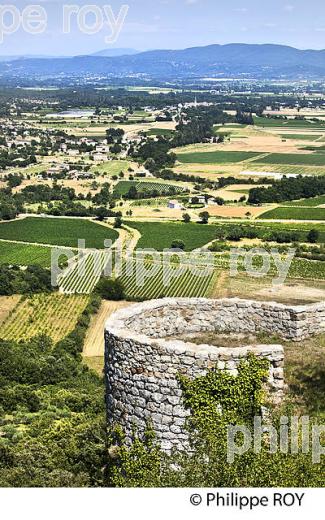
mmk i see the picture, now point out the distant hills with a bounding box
[1,43,325,80]
[90,48,139,57]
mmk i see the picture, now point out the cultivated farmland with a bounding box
[0,293,89,343]
[176,151,262,164]
[0,241,52,267]
[0,217,119,249]
[254,116,325,129]
[114,180,184,196]
[252,153,325,166]
[117,259,218,300]
[126,221,218,251]
[58,250,112,294]
[259,207,325,220]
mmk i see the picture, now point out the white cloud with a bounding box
[284,4,295,12]
[233,8,248,13]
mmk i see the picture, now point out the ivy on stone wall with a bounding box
[179,354,269,432]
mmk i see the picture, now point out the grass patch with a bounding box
[90,160,131,176]
[252,153,325,166]
[144,128,175,137]
[259,207,325,220]
[254,116,325,129]
[284,195,325,207]
[177,151,261,164]
[285,335,325,417]
[280,134,322,141]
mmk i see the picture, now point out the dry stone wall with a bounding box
[105,298,325,452]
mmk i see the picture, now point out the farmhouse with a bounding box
[190,195,206,205]
[168,199,183,210]
[93,153,108,162]
[68,149,80,157]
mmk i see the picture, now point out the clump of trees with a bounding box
[0,189,23,220]
[0,294,105,487]
[95,278,125,301]
[0,265,53,295]
[248,176,325,205]
[212,224,322,245]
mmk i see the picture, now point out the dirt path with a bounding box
[83,300,132,357]
[122,224,141,251]
[0,238,75,250]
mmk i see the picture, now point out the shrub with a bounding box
[307,229,320,243]
[95,278,125,301]
[199,211,210,224]
[170,240,185,250]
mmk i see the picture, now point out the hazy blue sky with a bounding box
[2,0,325,55]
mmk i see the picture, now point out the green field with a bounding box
[248,163,325,176]
[280,134,323,141]
[284,195,325,207]
[259,207,325,221]
[0,241,52,267]
[127,221,218,251]
[0,218,119,249]
[145,128,175,137]
[114,180,184,196]
[90,160,131,176]
[252,153,325,166]
[177,151,261,164]
[254,116,325,129]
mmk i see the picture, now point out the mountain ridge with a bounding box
[1,43,325,79]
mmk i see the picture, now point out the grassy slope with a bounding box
[259,207,325,221]
[283,195,325,207]
[176,151,261,164]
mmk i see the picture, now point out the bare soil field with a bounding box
[0,295,21,325]
[203,205,266,218]
[214,184,268,201]
[125,206,185,219]
[211,271,325,305]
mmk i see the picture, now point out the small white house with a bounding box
[68,149,79,157]
[93,153,108,162]
[168,200,183,210]
[96,145,110,154]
